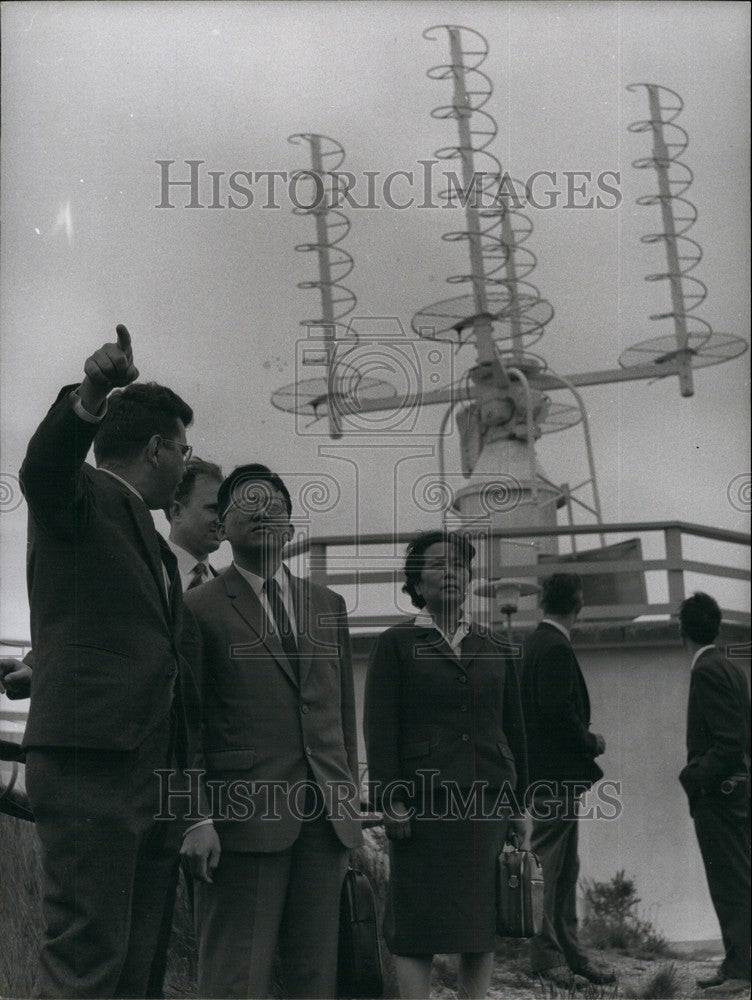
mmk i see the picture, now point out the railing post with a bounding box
[308,542,328,586]
[664,526,686,611]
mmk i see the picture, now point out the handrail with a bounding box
[284,520,751,555]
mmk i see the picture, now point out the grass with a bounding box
[0,811,43,998]
[624,962,682,999]
[0,816,695,1000]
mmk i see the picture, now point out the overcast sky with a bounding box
[1,1,749,639]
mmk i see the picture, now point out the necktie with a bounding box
[187,562,208,590]
[263,577,299,679]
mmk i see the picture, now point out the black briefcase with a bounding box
[337,867,383,999]
[496,847,544,938]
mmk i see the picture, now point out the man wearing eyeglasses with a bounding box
[180,464,362,999]
[19,326,201,999]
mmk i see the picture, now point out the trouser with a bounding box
[529,798,589,973]
[145,858,195,998]
[25,720,178,998]
[195,813,349,999]
[693,793,751,981]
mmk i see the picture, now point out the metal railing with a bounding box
[2,520,749,648]
[283,520,750,628]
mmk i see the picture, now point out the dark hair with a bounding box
[217,464,292,521]
[679,591,721,645]
[93,383,193,465]
[164,457,223,522]
[540,573,583,615]
[402,529,475,609]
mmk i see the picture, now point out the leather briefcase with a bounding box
[337,867,383,998]
[496,847,544,938]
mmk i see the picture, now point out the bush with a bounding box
[580,870,675,958]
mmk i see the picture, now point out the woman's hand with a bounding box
[506,815,531,851]
[384,801,413,841]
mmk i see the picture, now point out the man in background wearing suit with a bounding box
[679,592,751,997]
[520,573,614,988]
[165,457,224,590]
[181,464,363,999]
[144,456,225,999]
[19,326,198,998]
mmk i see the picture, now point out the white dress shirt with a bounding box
[167,539,213,593]
[541,617,571,641]
[691,644,717,670]
[232,562,298,639]
[413,609,472,655]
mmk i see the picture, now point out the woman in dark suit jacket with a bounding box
[364,530,528,999]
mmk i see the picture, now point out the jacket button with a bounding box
[305,746,313,756]
[459,675,467,684]
[460,704,468,712]
[461,734,469,742]
[301,704,309,714]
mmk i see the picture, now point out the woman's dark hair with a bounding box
[540,573,583,615]
[679,591,721,645]
[93,383,193,465]
[402,529,475,609]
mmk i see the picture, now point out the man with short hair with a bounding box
[165,457,224,590]
[679,592,750,997]
[20,325,199,998]
[520,573,614,987]
[181,463,363,999]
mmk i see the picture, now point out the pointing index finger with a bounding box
[116,324,131,352]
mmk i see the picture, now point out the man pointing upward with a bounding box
[20,324,198,998]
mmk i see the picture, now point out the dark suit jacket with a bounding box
[19,385,198,760]
[679,647,751,808]
[520,622,603,788]
[363,621,528,808]
[184,565,363,852]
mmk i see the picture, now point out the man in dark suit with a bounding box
[679,592,750,997]
[165,457,224,590]
[180,464,363,999]
[520,573,614,987]
[19,325,198,998]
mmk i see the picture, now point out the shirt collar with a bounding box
[233,561,288,598]
[691,644,716,670]
[167,538,211,577]
[541,617,571,640]
[98,467,144,502]
[414,609,472,652]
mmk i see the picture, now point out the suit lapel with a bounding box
[412,624,466,672]
[459,628,481,671]
[108,479,172,624]
[223,565,299,689]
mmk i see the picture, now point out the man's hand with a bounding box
[180,824,221,883]
[507,815,531,851]
[79,325,139,414]
[383,801,413,841]
[593,733,606,756]
[0,658,32,699]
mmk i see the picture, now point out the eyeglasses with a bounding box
[231,497,289,518]
[160,438,193,462]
